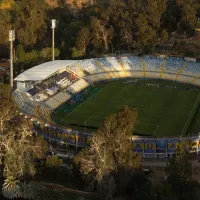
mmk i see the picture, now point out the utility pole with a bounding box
[9,30,15,90]
[51,19,56,61]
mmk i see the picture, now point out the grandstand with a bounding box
[13,56,200,158]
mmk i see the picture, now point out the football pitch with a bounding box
[52,80,200,137]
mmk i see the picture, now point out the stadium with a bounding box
[13,55,200,159]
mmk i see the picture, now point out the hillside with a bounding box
[0,0,93,9]
[45,0,94,8]
[0,0,13,9]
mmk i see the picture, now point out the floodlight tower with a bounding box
[9,30,15,90]
[51,19,56,61]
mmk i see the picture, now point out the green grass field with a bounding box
[52,79,200,137]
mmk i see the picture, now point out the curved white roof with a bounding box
[14,60,77,81]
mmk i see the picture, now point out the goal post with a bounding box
[146,83,159,88]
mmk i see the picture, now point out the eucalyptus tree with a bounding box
[14,0,47,46]
[75,105,141,196]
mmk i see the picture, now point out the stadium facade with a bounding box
[13,56,200,158]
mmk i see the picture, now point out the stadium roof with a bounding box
[14,60,76,81]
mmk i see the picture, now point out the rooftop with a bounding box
[14,60,76,82]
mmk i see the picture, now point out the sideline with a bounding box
[181,92,200,135]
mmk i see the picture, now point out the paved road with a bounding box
[142,160,200,168]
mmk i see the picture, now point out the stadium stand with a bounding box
[144,56,164,72]
[67,79,90,94]
[45,91,72,110]
[97,57,112,70]
[32,122,200,160]
[13,56,200,123]
[67,63,86,77]
[107,57,124,71]
[127,56,143,71]
[13,56,200,158]
[77,59,103,74]
[165,57,185,73]
[28,87,40,96]
[54,91,71,103]
[120,57,135,70]
[45,97,61,109]
[13,90,36,116]
[182,61,200,76]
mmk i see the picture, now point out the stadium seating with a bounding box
[165,58,185,73]
[67,63,86,77]
[53,91,71,103]
[107,57,124,71]
[77,59,103,74]
[144,56,164,72]
[127,56,143,71]
[13,90,36,116]
[36,82,47,90]
[97,57,112,70]
[67,79,90,94]
[45,98,61,109]
[181,62,200,76]
[36,104,52,122]
[35,93,48,101]
[28,87,40,96]
[46,86,59,95]
[55,71,69,82]
[55,71,78,88]
[45,91,71,109]
[120,57,136,70]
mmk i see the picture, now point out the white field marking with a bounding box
[153,125,160,135]
[177,88,183,96]
[62,88,103,122]
[81,115,93,126]
[180,93,200,135]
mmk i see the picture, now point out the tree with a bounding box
[0,83,16,134]
[3,180,65,200]
[0,83,49,199]
[2,176,21,199]
[161,29,169,42]
[0,10,12,45]
[39,47,60,59]
[135,13,157,48]
[107,0,133,49]
[72,27,90,58]
[164,142,200,200]
[45,156,63,168]
[176,0,197,34]
[16,44,26,62]
[166,142,193,185]
[14,0,47,46]
[165,142,195,196]
[74,105,141,185]
[2,130,48,179]
[144,0,167,29]
[90,17,114,52]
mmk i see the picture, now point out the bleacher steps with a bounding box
[159,59,167,79]
[94,60,112,79]
[117,57,128,77]
[142,58,146,78]
[175,62,187,81]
